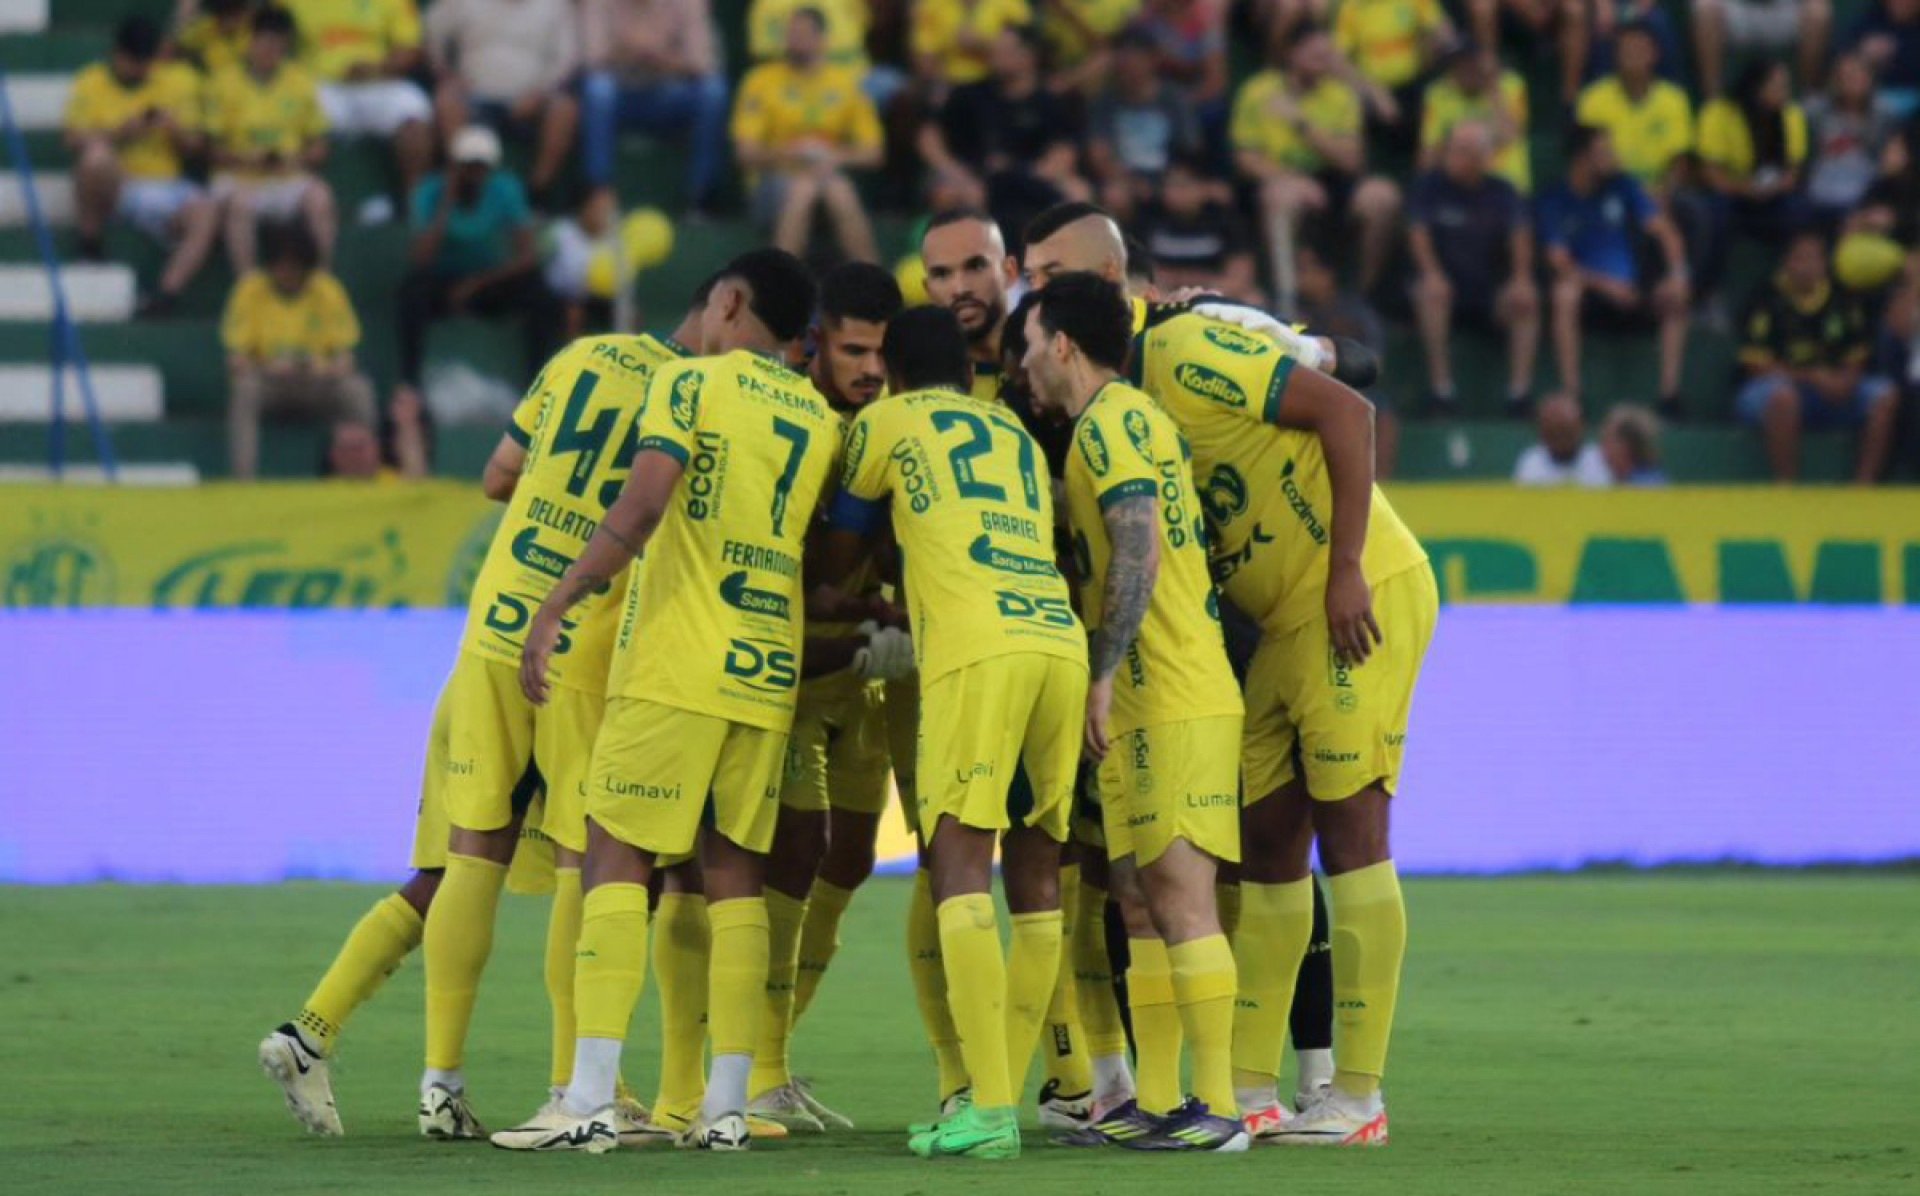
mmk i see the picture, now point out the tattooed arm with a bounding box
[518,449,686,703]
[1084,493,1160,760]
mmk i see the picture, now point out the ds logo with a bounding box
[485,591,574,653]
[995,590,1076,628]
[725,637,798,691]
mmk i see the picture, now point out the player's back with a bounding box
[460,332,691,690]
[1135,311,1426,635]
[838,386,1084,683]
[608,347,842,728]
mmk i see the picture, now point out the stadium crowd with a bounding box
[60,0,1920,481]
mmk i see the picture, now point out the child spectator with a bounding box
[424,0,580,206]
[1598,403,1667,484]
[281,0,433,207]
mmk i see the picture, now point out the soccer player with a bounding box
[820,306,1089,1160]
[493,248,841,1154]
[1023,273,1250,1153]
[748,262,908,1131]
[257,286,708,1140]
[1023,205,1436,1146]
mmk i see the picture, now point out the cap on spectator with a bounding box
[451,126,502,167]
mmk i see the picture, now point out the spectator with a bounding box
[1290,241,1398,476]
[734,7,885,262]
[1845,0,1920,120]
[1248,0,1329,61]
[750,0,869,68]
[322,411,429,480]
[542,186,618,336]
[911,0,1033,94]
[919,25,1088,247]
[1407,121,1539,415]
[1134,150,1260,302]
[221,221,375,479]
[1598,403,1667,484]
[1575,19,1693,191]
[1231,25,1402,298]
[1537,124,1690,413]
[579,0,731,214]
[280,0,433,207]
[1698,60,1810,240]
[424,0,580,206]
[1041,0,1143,93]
[63,15,219,315]
[1805,52,1901,225]
[1736,229,1899,483]
[1456,0,1588,107]
[1584,0,1687,89]
[1135,0,1231,130]
[1692,0,1832,99]
[1513,393,1609,486]
[205,6,336,275]
[1331,0,1451,140]
[1087,25,1201,218]
[396,126,561,404]
[172,0,255,75]
[1418,38,1530,193]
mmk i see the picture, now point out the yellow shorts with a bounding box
[782,672,892,815]
[916,653,1088,843]
[1243,563,1438,803]
[1096,715,1244,867]
[409,686,453,870]
[884,674,919,816]
[439,652,603,852]
[586,698,790,856]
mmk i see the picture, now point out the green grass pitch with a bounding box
[4,875,1914,1195]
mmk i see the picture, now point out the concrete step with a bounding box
[0,462,199,485]
[0,0,49,34]
[0,263,135,321]
[0,363,163,421]
[0,172,75,227]
[3,72,71,130]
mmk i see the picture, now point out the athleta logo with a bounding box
[604,778,681,800]
[1173,363,1247,408]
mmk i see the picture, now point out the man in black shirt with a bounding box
[1134,152,1262,303]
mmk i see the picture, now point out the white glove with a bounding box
[853,619,916,681]
[1191,301,1332,371]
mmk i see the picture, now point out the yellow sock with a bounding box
[1216,880,1243,942]
[908,870,967,1100]
[1006,909,1064,1101]
[938,893,1012,1109]
[1329,861,1406,1097]
[749,890,803,1096]
[1169,934,1238,1114]
[574,883,650,1039]
[650,891,709,1121]
[422,853,506,1070]
[1230,878,1314,1096]
[792,878,853,1022]
[297,891,422,1053]
[1074,879,1127,1059]
[707,897,770,1062]
[1040,866,1092,1097]
[1127,937,1183,1115]
[545,868,583,1087]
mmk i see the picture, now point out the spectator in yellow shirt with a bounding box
[1419,38,1530,192]
[1333,0,1452,139]
[172,0,255,75]
[911,0,1032,94]
[1040,0,1141,93]
[281,0,433,207]
[206,6,336,274]
[1574,20,1693,189]
[222,222,376,479]
[735,7,885,261]
[63,15,220,315]
[1699,60,1811,225]
[1231,25,1402,296]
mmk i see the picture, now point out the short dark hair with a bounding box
[688,270,722,312]
[882,306,974,392]
[1122,233,1155,287]
[819,262,904,327]
[1565,122,1608,162]
[1113,25,1158,54]
[114,14,163,59]
[718,248,817,342]
[1023,201,1112,251]
[925,206,1000,238]
[252,5,297,38]
[1002,290,1040,367]
[263,220,320,272]
[1617,18,1660,46]
[1032,272,1133,372]
[790,6,828,33]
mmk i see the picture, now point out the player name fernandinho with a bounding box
[721,539,799,578]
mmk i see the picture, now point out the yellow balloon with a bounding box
[622,208,675,273]
[1834,233,1906,292]
[586,248,617,299]
[894,253,927,306]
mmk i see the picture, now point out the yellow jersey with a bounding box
[282,0,423,82]
[1698,98,1808,182]
[833,387,1085,683]
[1231,71,1361,173]
[220,269,361,360]
[748,0,870,66]
[205,63,328,171]
[1574,77,1693,186]
[1044,0,1140,67]
[1335,0,1446,88]
[911,0,1032,86]
[178,13,252,75]
[731,61,882,161]
[1065,381,1240,735]
[461,333,694,693]
[606,349,843,728]
[1420,70,1531,192]
[1133,312,1427,636]
[63,62,201,181]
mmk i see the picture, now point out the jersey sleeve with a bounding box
[507,390,544,446]
[633,359,704,466]
[826,405,889,532]
[1076,402,1157,511]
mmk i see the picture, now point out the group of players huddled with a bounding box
[256,200,1437,1159]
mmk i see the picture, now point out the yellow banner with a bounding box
[5,483,1920,609]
